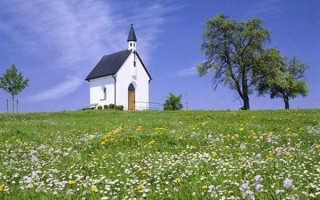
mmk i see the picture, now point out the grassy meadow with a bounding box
[0,109,320,199]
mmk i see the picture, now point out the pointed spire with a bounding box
[127,24,137,42]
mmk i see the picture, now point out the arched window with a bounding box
[101,86,107,100]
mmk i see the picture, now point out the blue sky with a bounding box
[0,0,319,112]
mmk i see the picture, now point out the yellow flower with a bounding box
[202,185,207,189]
[0,184,5,192]
[239,127,245,132]
[211,151,218,157]
[67,180,76,185]
[91,185,98,192]
[137,184,144,190]
[314,144,320,149]
[136,125,144,131]
[149,140,156,145]
[231,135,236,140]
[93,157,99,161]
[173,178,181,183]
[285,151,291,157]
[268,151,273,161]
[88,135,94,140]
[267,132,273,137]
[155,127,166,131]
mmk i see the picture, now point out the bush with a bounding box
[109,104,115,109]
[163,92,183,110]
[104,105,109,109]
[116,105,124,111]
[97,106,103,110]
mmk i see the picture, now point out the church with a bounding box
[86,25,151,111]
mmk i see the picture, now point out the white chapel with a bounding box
[86,24,151,110]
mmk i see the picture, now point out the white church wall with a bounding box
[116,52,150,110]
[89,76,115,106]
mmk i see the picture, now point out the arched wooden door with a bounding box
[128,84,135,111]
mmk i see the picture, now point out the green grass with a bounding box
[0,109,320,199]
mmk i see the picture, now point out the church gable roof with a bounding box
[86,49,131,80]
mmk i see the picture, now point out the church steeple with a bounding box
[127,24,137,51]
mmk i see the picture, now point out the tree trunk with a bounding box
[284,95,289,109]
[12,95,15,113]
[243,95,250,110]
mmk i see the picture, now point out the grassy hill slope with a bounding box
[0,110,320,199]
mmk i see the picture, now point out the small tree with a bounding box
[0,65,29,112]
[257,54,308,109]
[163,93,183,110]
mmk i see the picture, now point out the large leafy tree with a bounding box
[197,14,271,110]
[163,93,183,110]
[0,65,29,112]
[256,53,308,109]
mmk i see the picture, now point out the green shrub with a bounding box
[116,105,124,111]
[163,92,183,110]
[97,106,102,110]
[109,104,115,109]
[104,105,109,109]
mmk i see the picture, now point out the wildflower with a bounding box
[254,175,262,182]
[136,125,144,131]
[149,140,156,145]
[173,187,180,191]
[137,184,144,190]
[241,181,249,190]
[173,178,181,183]
[315,144,320,149]
[267,132,273,137]
[255,184,264,192]
[244,190,255,200]
[91,185,98,192]
[211,151,218,157]
[66,189,74,195]
[285,151,291,157]
[0,184,5,192]
[276,189,284,195]
[31,155,39,163]
[202,185,207,189]
[289,194,298,200]
[88,135,94,140]
[239,127,245,132]
[67,180,76,185]
[283,178,294,189]
[231,135,236,140]
[208,185,215,191]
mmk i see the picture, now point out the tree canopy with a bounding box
[197,14,271,110]
[0,64,29,112]
[256,53,308,109]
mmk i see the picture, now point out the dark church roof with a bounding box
[127,24,137,42]
[85,49,152,81]
[86,49,131,80]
